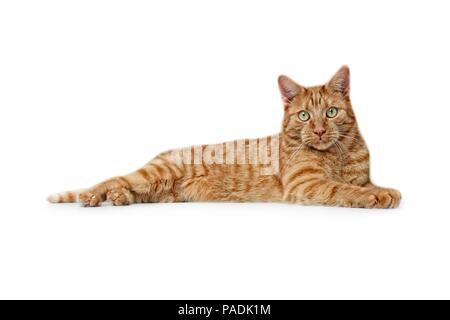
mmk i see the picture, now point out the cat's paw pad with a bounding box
[79,191,102,207]
[368,188,401,209]
[106,188,134,206]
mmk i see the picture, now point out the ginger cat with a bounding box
[48,66,401,208]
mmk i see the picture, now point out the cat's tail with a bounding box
[47,189,84,203]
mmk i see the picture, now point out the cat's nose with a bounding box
[313,127,326,138]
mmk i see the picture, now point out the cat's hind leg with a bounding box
[78,177,132,207]
[78,155,184,206]
[78,174,153,207]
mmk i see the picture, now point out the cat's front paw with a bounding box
[366,188,401,209]
[79,191,103,207]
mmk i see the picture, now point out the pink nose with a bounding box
[313,127,326,138]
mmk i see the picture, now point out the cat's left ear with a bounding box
[327,65,350,97]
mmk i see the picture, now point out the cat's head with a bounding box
[278,66,356,151]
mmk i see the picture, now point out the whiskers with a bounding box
[332,129,362,159]
[281,142,305,173]
[337,129,360,145]
[333,140,346,159]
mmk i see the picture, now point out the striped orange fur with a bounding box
[48,66,401,208]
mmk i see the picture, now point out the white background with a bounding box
[1,0,449,299]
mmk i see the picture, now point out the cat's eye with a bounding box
[298,111,310,122]
[326,107,338,118]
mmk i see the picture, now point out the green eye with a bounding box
[298,111,310,122]
[326,107,338,118]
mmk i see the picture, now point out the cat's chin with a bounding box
[310,141,335,151]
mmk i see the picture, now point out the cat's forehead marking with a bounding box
[305,87,327,110]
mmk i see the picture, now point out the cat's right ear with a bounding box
[278,75,304,104]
